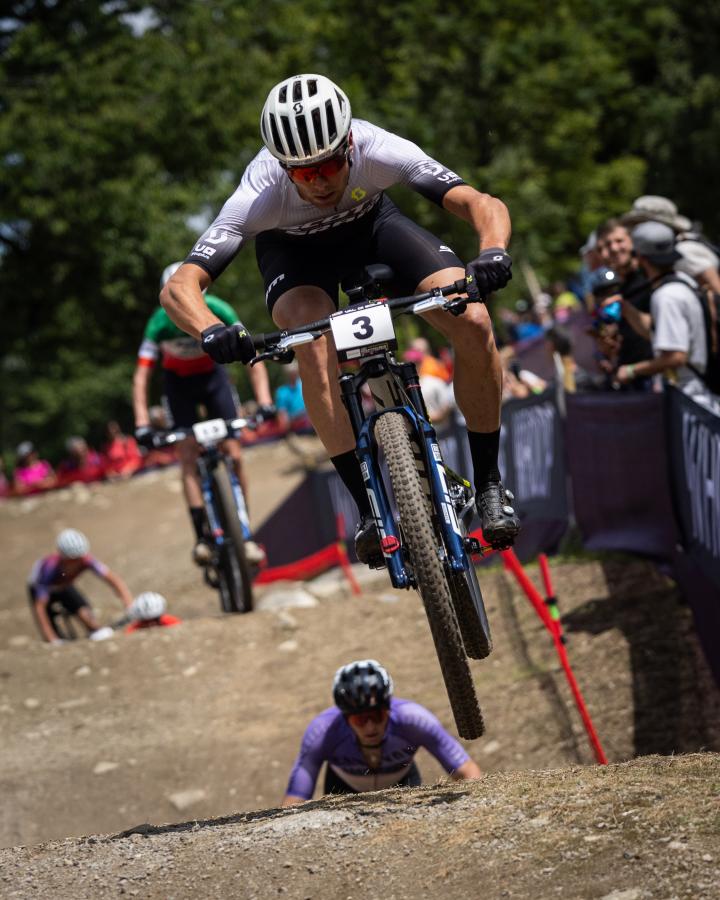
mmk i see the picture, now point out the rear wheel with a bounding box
[375,412,484,739]
[211,463,253,613]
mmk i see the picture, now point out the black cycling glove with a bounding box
[256,404,277,422]
[201,323,255,365]
[134,426,155,450]
[465,248,513,300]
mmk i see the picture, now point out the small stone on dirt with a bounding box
[93,761,119,775]
[168,789,207,812]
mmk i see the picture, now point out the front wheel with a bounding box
[211,463,253,613]
[375,412,484,739]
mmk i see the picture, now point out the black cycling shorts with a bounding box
[162,365,238,429]
[28,585,89,615]
[322,761,422,796]
[256,195,464,313]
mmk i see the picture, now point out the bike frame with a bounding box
[197,449,251,546]
[339,354,471,589]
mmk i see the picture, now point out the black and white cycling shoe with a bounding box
[354,514,384,568]
[192,540,213,566]
[476,481,520,550]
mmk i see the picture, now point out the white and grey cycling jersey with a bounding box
[185,119,466,280]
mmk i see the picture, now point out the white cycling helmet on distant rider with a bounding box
[57,529,90,559]
[332,659,394,714]
[260,74,352,166]
[131,591,167,621]
[160,261,183,289]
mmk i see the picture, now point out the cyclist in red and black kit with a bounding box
[159,74,520,563]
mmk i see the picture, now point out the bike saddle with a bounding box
[343,264,396,303]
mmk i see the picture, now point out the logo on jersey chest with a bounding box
[284,193,381,236]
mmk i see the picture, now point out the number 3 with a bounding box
[352,316,373,340]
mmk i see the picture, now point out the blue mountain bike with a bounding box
[155,416,258,613]
[250,266,491,738]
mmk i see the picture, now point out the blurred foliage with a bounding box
[1,0,718,460]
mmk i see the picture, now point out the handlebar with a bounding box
[151,414,263,448]
[250,277,473,361]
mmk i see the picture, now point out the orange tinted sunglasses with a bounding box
[347,708,387,727]
[285,149,349,184]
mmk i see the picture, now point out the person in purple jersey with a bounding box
[160,73,520,567]
[281,659,482,806]
[27,529,133,644]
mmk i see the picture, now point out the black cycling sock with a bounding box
[189,507,206,540]
[467,428,501,489]
[330,450,371,517]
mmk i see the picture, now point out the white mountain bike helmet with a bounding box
[260,74,352,165]
[56,529,90,559]
[160,261,183,289]
[131,592,168,621]
[332,659,393,714]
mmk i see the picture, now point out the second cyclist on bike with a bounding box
[159,74,520,562]
[133,263,274,566]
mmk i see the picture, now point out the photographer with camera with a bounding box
[593,219,654,390]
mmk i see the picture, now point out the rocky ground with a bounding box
[1,437,718,897]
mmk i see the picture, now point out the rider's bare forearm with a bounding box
[442,184,511,251]
[103,570,133,609]
[132,365,152,427]
[160,264,219,340]
[451,759,483,781]
[249,360,273,406]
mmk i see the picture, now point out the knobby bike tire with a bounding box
[375,412,484,739]
[211,464,253,613]
[448,561,492,660]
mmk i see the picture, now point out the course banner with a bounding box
[565,393,679,558]
[666,386,720,590]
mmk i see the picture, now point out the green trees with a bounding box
[1,0,717,458]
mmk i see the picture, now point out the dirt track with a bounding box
[1,438,719,897]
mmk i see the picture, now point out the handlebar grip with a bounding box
[453,277,469,294]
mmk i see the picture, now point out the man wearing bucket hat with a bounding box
[621,196,720,295]
[613,221,711,400]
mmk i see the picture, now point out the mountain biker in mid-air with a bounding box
[281,659,482,805]
[133,263,274,566]
[159,73,520,565]
[28,529,133,644]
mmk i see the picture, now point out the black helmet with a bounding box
[332,659,393,714]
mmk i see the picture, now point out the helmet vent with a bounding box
[268,113,283,154]
[279,85,287,103]
[308,78,318,96]
[311,107,324,146]
[325,99,337,143]
[292,79,303,102]
[296,115,312,157]
[280,115,298,157]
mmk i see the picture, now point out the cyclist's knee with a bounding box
[272,286,336,329]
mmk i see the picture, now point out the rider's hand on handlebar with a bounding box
[201,323,255,365]
[135,426,155,449]
[256,403,277,423]
[465,248,513,300]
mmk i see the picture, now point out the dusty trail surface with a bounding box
[1,437,719,897]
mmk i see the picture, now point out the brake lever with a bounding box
[250,348,296,366]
